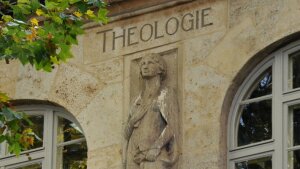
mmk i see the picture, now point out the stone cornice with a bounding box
[84,0,195,29]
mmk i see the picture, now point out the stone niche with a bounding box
[123,47,183,169]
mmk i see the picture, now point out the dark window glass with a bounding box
[57,142,87,169]
[291,106,300,146]
[247,68,272,99]
[15,163,42,169]
[238,100,272,146]
[57,117,84,143]
[235,156,272,169]
[290,52,300,89]
[19,115,44,150]
[289,150,300,169]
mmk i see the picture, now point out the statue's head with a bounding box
[139,53,167,80]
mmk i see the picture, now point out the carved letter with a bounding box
[181,13,194,31]
[201,7,213,27]
[113,29,126,50]
[154,21,164,39]
[140,24,153,42]
[97,29,113,53]
[128,26,138,46]
[165,17,179,35]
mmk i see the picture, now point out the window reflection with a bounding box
[12,162,42,169]
[238,100,272,146]
[235,156,272,169]
[247,68,272,99]
[289,51,300,89]
[289,106,300,146]
[57,117,84,143]
[56,142,87,169]
[288,150,300,169]
[18,115,44,151]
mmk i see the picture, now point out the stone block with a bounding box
[49,64,99,116]
[15,65,58,100]
[76,83,123,151]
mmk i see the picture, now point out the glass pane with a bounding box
[246,68,272,99]
[238,100,272,146]
[235,156,272,169]
[57,117,84,143]
[56,141,87,169]
[289,105,300,147]
[289,51,300,89]
[288,149,300,169]
[11,162,42,169]
[26,115,44,149]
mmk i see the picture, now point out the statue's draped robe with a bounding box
[125,87,179,169]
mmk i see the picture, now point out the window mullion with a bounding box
[56,138,86,147]
[229,142,274,160]
[43,109,54,169]
[273,51,284,169]
[240,94,272,105]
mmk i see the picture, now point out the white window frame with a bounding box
[228,40,300,169]
[0,105,86,169]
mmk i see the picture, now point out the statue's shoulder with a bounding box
[159,86,177,98]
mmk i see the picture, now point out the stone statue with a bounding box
[123,53,180,169]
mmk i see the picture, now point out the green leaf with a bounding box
[8,143,21,156]
[17,0,30,4]
[4,48,12,56]
[0,135,5,143]
[97,8,108,24]
[2,15,13,22]
[30,0,41,11]
[69,0,81,4]
[52,15,63,24]
[45,1,59,10]
[2,107,16,121]
[0,92,10,103]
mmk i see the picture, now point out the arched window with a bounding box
[0,104,87,169]
[228,41,300,169]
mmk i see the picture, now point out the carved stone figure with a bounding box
[123,53,179,169]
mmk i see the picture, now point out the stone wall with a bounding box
[1,0,300,168]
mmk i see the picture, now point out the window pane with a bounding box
[288,149,300,169]
[238,100,272,146]
[57,117,84,143]
[56,142,87,169]
[11,115,44,153]
[10,162,42,169]
[26,115,44,149]
[289,105,300,147]
[246,68,272,100]
[235,156,272,169]
[289,51,300,89]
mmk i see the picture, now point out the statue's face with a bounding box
[140,56,160,78]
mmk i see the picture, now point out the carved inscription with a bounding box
[97,8,213,53]
[123,53,180,169]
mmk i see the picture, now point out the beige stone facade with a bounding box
[2,0,300,168]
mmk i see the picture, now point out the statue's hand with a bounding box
[133,152,145,164]
[145,148,160,162]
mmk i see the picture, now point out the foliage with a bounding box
[0,92,34,155]
[0,0,108,71]
[0,0,108,156]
